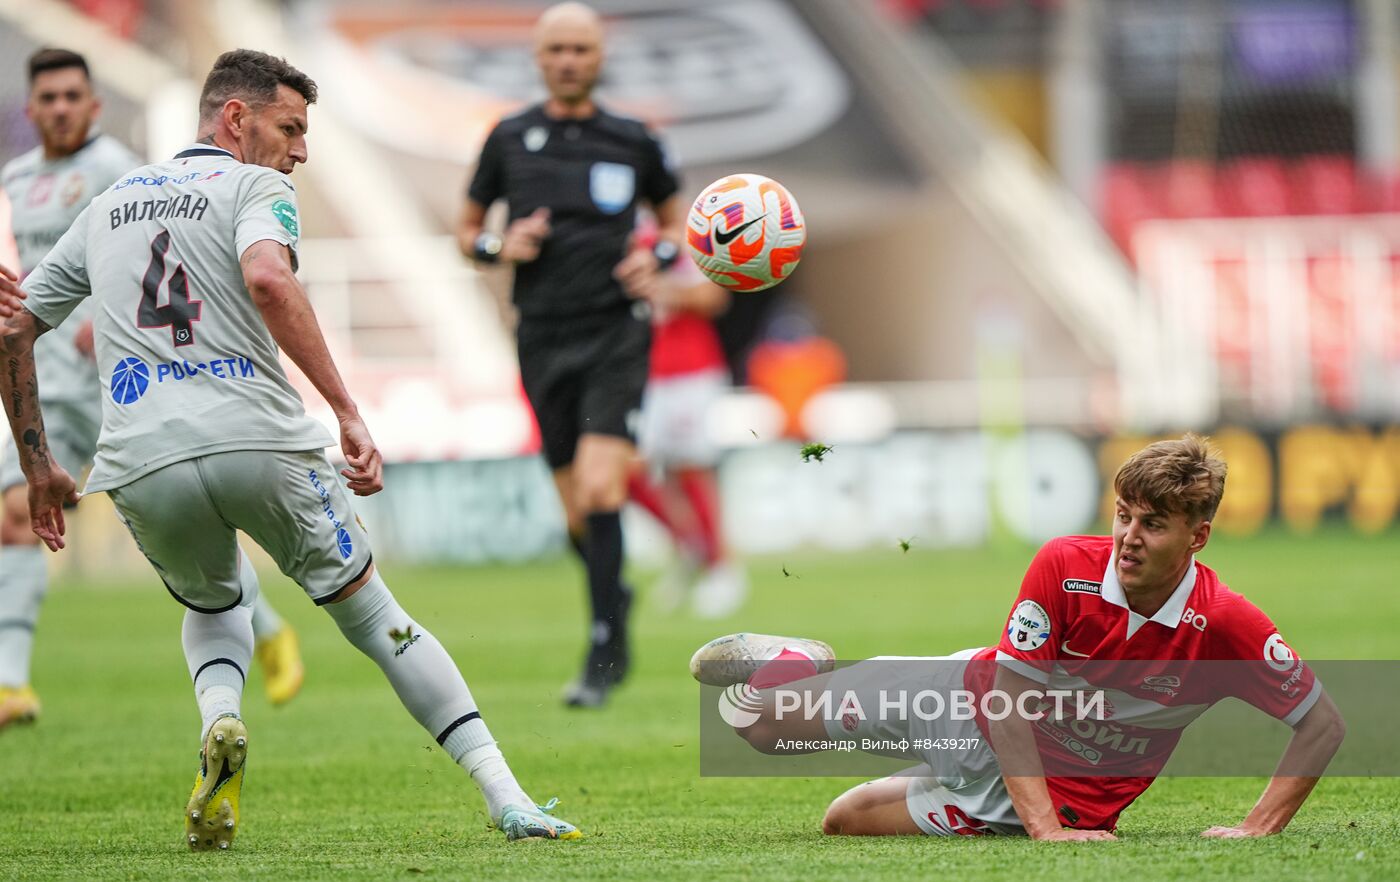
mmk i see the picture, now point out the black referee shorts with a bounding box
[517,305,652,470]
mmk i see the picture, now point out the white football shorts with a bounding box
[638,368,727,468]
[107,448,373,612]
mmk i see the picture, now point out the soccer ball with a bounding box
[685,173,806,292]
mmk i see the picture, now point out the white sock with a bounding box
[0,545,46,688]
[238,549,283,642]
[323,573,532,821]
[442,722,529,822]
[182,601,253,740]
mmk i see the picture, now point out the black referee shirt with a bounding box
[468,103,680,320]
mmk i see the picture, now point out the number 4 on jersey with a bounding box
[138,230,202,346]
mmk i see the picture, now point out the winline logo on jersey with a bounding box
[698,659,1400,778]
[109,355,258,405]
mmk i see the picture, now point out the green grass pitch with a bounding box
[1,527,1396,880]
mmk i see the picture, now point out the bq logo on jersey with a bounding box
[590,162,635,214]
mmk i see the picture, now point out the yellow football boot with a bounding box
[185,715,248,851]
[0,686,40,731]
[254,625,304,706]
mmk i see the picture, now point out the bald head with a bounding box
[535,2,603,44]
[534,2,604,110]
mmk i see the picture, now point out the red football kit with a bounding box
[964,535,1319,830]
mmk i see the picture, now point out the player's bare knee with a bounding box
[574,474,626,513]
[821,801,847,836]
[822,788,878,836]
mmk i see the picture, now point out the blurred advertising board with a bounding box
[348,424,1400,564]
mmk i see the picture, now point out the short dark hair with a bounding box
[28,48,90,84]
[198,49,317,121]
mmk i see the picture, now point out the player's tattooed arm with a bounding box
[0,309,54,471]
[0,309,78,550]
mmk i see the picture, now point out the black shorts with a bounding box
[517,305,652,469]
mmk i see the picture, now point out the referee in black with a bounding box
[458,2,683,707]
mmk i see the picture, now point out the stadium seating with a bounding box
[1292,155,1359,216]
[1218,157,1292,218]
[1102,154,1395,251]
[1161,159,1223,219]
[1105,153,1400,417]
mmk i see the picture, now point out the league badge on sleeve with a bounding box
[1008,600,1051,651]
[271,199,299,238]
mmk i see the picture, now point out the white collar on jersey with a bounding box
[173,144,235,159]
[1099,553,1198,640]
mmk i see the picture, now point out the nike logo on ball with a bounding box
[714,213,767,246]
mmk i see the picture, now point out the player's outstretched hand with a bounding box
[0,263,25,319]
[28,465,79,552]
[338,415,384,496]
[502,208,551,263]
[1032,828,1118,842]
[1201,825,1271,838]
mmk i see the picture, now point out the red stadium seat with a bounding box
[1389,256,1400,358]
[1100,163,1160,253]
[1363,167,1400,213]
[1307,252,1355,411]
[1220,157,1291,217]
[1212,256,1253,364]
[1292,155,1358,216]
[877,0,947,22]
[1160,159,1223,218]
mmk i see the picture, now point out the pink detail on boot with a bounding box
[748,648,818,690]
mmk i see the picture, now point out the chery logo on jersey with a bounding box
[1007,600,1051,651]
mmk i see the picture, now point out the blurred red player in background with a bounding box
[628,222,747,618]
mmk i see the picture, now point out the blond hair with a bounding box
[1113,433,1227,523]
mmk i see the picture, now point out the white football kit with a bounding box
[20,145,370,609]
[0,134,139,490]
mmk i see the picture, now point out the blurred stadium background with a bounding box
[0,0,1396,589]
